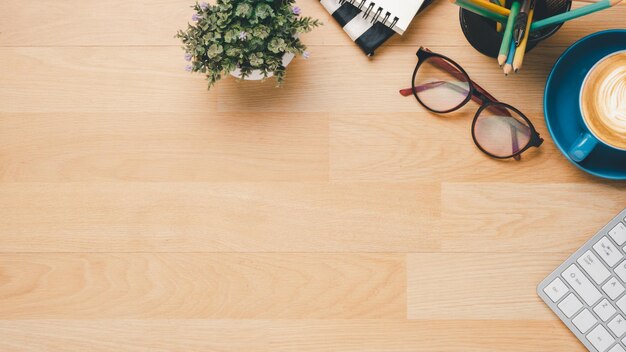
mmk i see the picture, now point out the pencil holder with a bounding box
[459,0,572,58]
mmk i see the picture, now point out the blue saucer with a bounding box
[545,29,626,180]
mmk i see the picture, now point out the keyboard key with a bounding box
[609,345,626,352]
[587,325,615,352]
[615,261,626,283]
[603,277,626,300]
[594,237,623,267]
[595,299,618,322]
[558,293,584,318]
[610,315,626,337]
[562,264,603,305]
[610,222,626,245]
[544,278,569,302]
[573,309,598,333]
[579,250,611,284]
[617,295,626,313]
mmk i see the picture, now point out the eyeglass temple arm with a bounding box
[410,80,471,96]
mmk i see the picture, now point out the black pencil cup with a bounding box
[459,0,572,58]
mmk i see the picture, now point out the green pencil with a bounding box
[531,0,623,32]
[451,0,508,24]
[498,1,521,66]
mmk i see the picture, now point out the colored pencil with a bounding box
[495,0,505,32]
[513,6,535,72]
[530,0,622,31]
[498,1,521,66]
[503,37,516,76]
[467,0,511,16]
[451,0,509,23]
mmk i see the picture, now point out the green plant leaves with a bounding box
[249,53,264,67]
[176,0,321,89]
[207,43,224,58]
[255,3,274,20]
[267,38,286,53]
[235,3,252,18]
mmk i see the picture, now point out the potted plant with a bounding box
[176,0,321,89]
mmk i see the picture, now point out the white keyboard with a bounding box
[539,207,626,352]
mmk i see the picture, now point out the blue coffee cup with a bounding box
[568,49,626,163]
[544,30,626,180]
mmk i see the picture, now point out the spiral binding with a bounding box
[337,0,399,28]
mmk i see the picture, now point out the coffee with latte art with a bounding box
[580,51,626,150]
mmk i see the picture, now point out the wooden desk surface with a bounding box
[0,0,625,350]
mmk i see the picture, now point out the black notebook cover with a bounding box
[320,0,433,56]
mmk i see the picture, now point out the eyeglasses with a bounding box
[400,47,543,160]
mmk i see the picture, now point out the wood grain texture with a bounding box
[0,320,584,352]
[0,47,216,113]
[0,182,439,252]
[408,253,565,320]
[0,253,405,319]
[0,112,329,182]
[0,45,605,115]
[0,0,624,350]
[330,113,595,182]
[440,183,626,253]
[0,0,622,47]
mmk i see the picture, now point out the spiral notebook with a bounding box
[320,0,432,56]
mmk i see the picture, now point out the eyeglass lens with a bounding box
[413,56,471,112]
[474,104,532,158]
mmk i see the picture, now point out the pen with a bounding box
[514,0,535,46]
[512,3,534,72]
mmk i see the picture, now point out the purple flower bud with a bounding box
[184,53,193,62]
[199,1,208,10]
[238,31,248,41]
[185,65,193,72]
[192,13,201,21]
[303,51,310,59]
[292,6,302,15]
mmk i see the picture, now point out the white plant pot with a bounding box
[230,52,296,80]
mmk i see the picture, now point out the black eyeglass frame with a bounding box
[409,47,544,160]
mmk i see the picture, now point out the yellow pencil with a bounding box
[512,6,534,72]
[467,0,511,16]
[495,0,505,32]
